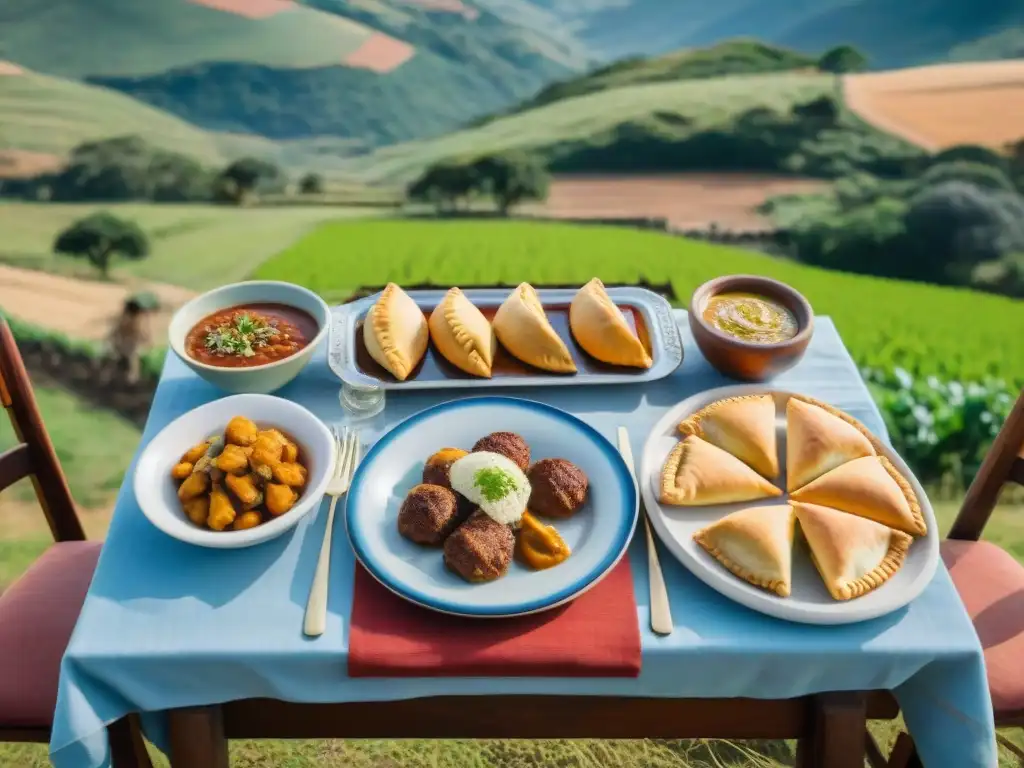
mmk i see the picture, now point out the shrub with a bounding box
[929,144,1009,172]
[299,173,324,194]
[864,367,1016,490]
[916,161,1015,193]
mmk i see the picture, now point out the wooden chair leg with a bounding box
[794,736,812,767]
[809,692,867,768]
[167,705,228,768]
[887,732,924,768]
[108,714,154,768]
[865,730,888,768]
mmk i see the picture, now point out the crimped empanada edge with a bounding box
[693,527,791,597]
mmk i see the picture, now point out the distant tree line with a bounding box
[406,151,550,214]
[0,136,293,205]
[763,140,1024,297]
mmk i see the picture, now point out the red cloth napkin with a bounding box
[348,557,641,678]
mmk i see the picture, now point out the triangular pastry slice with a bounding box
[492,283,576,373]
[363,283,428,381]
[428,288,496,378]
[790,456,926,536]
[793,502,911,601]
[660,435,782,506]
[786,397,876,491]
[569,278,652,369]
[694,504,794,597]
[678,394,779,479]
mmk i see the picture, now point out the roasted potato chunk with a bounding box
[225,473,264,509]
[265,483,298,516]
[272,461,307,488]
[280,440,299,463]
[216,444,251,475]
[180,441,211,465]
[171,462,194,481]
[207,485,237,531]
[177,470,210,502]
[225,416,259,447]
[182,496,210,527]
[232,511,262,531]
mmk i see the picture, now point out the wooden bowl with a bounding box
[688,275,813,382]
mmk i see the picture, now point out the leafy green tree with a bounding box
[901,181,1024,284]
[299,173,324,195]
[217,157,281,204]
[817,45,868,74]
[1006,138,1024,193]
[471,152,550,214]
[406,162,479,212]
[53,213,150,277]
[929,144,1008,172]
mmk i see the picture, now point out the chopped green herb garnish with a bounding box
[204,313,278,357]
[473,467,518,502]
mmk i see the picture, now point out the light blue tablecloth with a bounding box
[50,314,997,768]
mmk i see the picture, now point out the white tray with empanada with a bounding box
[328,285,683,390]
[639,385,939,625]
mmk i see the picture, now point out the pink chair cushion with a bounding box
[0,541,101,727]
[941,539,1024,718]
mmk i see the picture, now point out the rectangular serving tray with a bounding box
[327,286,683,391]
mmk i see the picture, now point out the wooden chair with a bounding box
[868,387,1024,767]
[0,318,152,767]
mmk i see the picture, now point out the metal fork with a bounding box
[303,425,360,638]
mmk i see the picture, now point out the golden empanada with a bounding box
[678,394,779,479]
[492,283,576,373]
[793,502,911,600]
[569,278,652,369]
[660,435,782,506]
[363,283,428,381]
[694,504,794,597]
[786,396,876,491]
[428,288,496,378]
[790,456,926,536]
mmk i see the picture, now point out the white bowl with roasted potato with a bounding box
[133,394,335,548]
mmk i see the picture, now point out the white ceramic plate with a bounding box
[134,394,335,548]
[639,385,939,625]
[345,396,638,617]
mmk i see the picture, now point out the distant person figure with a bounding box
[108,297,152,384]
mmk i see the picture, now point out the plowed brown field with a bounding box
[845,61,1024,150]
[526,174,827,229]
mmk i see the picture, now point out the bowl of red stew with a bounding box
[169,281,331,394]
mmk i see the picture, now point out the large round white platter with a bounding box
[346,396,638,617]
[639,385,939,625]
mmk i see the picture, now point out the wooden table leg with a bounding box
[809,692,868,768]
[167,705,228,768]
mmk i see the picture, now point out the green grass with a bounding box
[0,386,141,507]
[0,202,377,291]
[0,70,250,165]
[352,72,836,182]
[255,219,1023,384]
[0,0,374,78]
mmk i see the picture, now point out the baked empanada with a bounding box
[790,456,926,536]
[363,283,428,381]
[492,283,576,374]
[793,502,911,601]
[678,394,779,479]
[786,396,876,491]
[660,435,782,506]
[428,287,496,378]
[694,504,794,597]
[569,278,652,369]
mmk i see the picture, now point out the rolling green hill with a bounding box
[0,0,376,77]
[1,0,581,146]
[350,71,912,181]
[949,27,1024,61]
[0,70,243,165]
[255,219,1023,384]
[487,0,1024,68]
